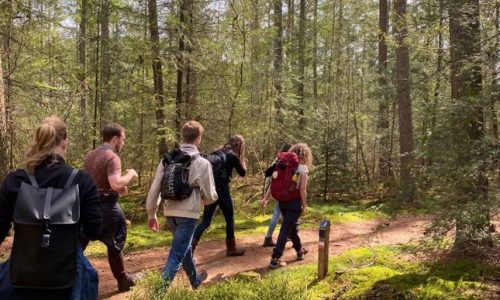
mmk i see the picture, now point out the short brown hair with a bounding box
[181,120,204,143]
[102,123,124,142]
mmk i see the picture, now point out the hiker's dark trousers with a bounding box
[193,188,235,241]
[81,192,128,280]
[272,198,302,258]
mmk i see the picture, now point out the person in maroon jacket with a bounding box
[83,123,139,292]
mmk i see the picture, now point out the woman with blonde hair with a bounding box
[0,116,101,299]
[192,134,247,256]
[262,142,313,269]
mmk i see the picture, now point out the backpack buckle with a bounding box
[41,228,51,248]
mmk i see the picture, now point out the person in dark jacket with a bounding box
[0,116,101,300]
[192,134,247,256]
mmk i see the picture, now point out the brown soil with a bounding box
[95,215,433,299]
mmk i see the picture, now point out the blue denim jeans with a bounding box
[163,217,201,288]
[193,188,235,241]
[272,199,302,259]
[265,203,282,238]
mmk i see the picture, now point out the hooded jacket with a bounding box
[146,144,218,220]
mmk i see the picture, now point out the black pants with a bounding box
[272,199,302,258]
[81,193,128,280]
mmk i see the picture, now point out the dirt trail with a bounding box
[95,215,432,299]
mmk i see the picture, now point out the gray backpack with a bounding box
[10,169,80,289]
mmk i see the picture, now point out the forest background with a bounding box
[0,0,498,258]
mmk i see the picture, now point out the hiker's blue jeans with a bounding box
[163,217,201,288]
[193,188,235,241]
[265,203,281,238]
[272,199,302,258]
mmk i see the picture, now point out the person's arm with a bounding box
[264,163,276,178]
[78,172,102,239]
[299,173,308,215]
[106,154,137,194]
[146,161,164,231]
[231,152,247,177]
[260,185,272,208]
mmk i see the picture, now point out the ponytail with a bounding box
[25,116,67,173]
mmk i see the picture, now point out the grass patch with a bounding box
[129,246,499,300]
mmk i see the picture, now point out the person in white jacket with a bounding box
[146,120,217,289]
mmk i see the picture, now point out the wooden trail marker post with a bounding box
[318,219,331,280]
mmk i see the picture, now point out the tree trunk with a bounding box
[489,2,498,140]
[297,0,306,127]
[147,0,168,157]
[449,0,492,250]
[312,0,318,105]
[78,0,89,154]
[100,0,110,127]
[175,0,188,138]
[273,0,284,125]
[377,0,393,181]
[0,55,8,180]
[184,0,196,120]
[394,0,415,202]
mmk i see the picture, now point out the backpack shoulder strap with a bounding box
[64,169,79,189]
[25,171,39,188]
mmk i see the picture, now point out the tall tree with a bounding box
[100,0,110,127]
[0,54,8,180]
[394,0,415,201]
[377,0,392,181]
[175,0,188,137]
[448,0,492,249]
[273,0,284,125]
[147,0,168,157]
[78,0,89,153]
[297,0,306,127]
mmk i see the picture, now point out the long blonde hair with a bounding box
[290,143,313,168]
[25,116,67,173]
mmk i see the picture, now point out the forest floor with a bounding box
[1,215,497,299]
[94,215,435,299]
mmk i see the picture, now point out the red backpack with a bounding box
[270,152,300,202]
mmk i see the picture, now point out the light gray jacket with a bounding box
[146,144,218,220]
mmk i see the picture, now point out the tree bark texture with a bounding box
[147,0,168,157]
[394,0,415,201]
[448,0,492,250]
[273,0,284,125]
[100,0,110,127]
[377,0,393,181]
[0,55,8,180]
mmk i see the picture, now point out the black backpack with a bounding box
[160,149,199,201]
[10,169,80,289]
[207,149,228,188]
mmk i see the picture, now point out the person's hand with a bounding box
[148,218,160,232]
[118,186,129,196]
[301,205,307,216]
[127,169,138,178]
[260,197,268,209]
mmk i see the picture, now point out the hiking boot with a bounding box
[263,237,276,247]
[193,270,208,289]
[296,248,308,261]
[269,257,287,269]
[226,238,245,256]
[117,272,142,292]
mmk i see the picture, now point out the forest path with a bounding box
[95,215,434,299]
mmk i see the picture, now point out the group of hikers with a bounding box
[0,116,313,299]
